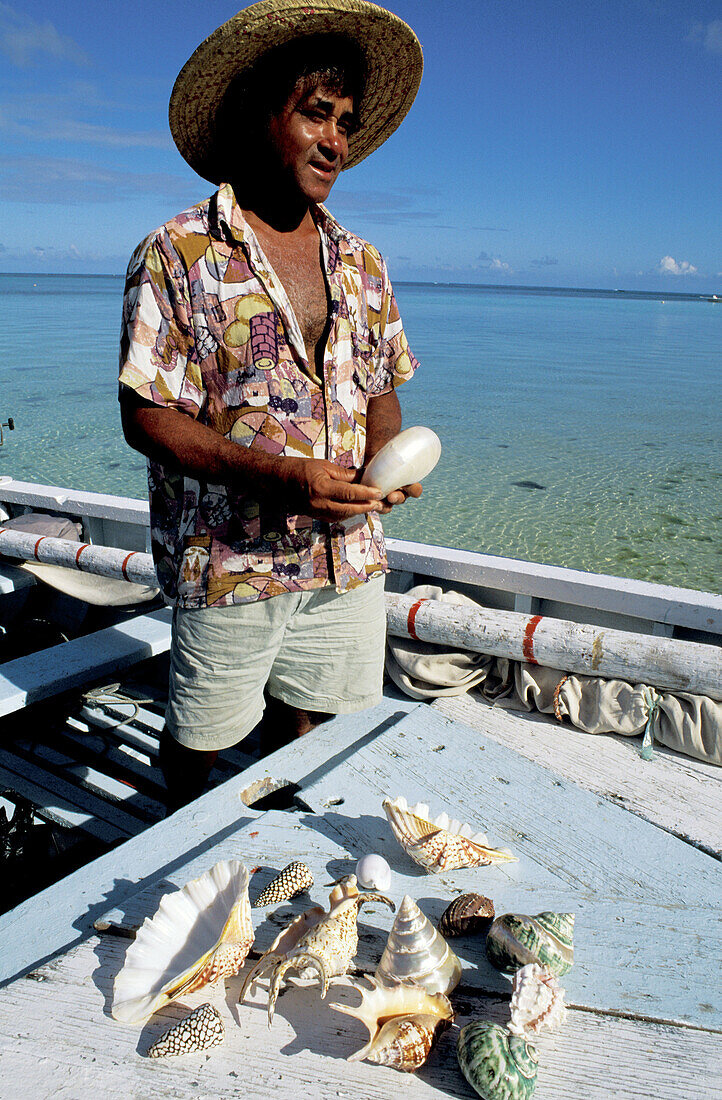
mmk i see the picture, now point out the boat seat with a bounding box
[0,607,172,719]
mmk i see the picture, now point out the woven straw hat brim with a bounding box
[169,0,423,183]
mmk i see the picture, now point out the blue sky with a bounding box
[1,0,720,290]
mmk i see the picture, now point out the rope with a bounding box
[640,686,662,760]
[81,683,156,726]
[553,674,570,721]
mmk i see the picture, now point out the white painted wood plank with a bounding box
[386,536,722,634]
[432,694,722,857]
[0,694,419,986]
[0,936,718,1100]
[0,762,128,841]
[0,562,35,596]
[0,607,171,717]
[0,478,150,526]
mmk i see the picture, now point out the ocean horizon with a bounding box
[1,273,720,594]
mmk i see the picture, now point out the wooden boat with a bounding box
[0,475,720,1098]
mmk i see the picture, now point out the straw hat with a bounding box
[169,0,423,183]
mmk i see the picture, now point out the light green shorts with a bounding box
[166,576,386,750]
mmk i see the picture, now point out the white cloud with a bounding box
[687,20,722,55]
[658,255,698,276]
[0,3,89,67]
[477,251,513,274]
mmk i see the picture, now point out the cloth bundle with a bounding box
[385,585,722,766]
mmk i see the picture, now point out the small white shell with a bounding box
[112,860,253,1025]
[356,854,392,892]
[361,426,441,495]
[509,963,567,1035]
[383,795,516,873]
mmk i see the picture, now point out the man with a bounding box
[119,0,424,808]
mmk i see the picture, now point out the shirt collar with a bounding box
[213,182,353,248]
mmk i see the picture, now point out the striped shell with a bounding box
[375,894,462,995]
[253,862,313,907]
[382,795,516,873]
[509,964,567,1036]
[147,1003,224,1058]
[332,976,453,1072]
[112,860,254,1024]
[457,1021,538,1100]
[486,912,574,977]
[438,893,495,937]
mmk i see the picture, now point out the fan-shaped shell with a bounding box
[509,964,567,1036]
[112,860,254,1024]
[147,1003,225,1058]
[457,1021,539,1100]
[332,976,453,1072]
[382,795,516,873]
[375,894,462,995]
[438,893,495,937]
[485,912,574,977]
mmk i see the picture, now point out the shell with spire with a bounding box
[382,795,517,873]
[112,859,254,1024]
[486,911,575,977]
[239,875,395,1025]
[375,894,462,995]
[331,976,454,1072]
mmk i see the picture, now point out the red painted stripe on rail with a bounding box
[75,543,90,567]
[121,551,136,581]
[522,615,543,664]
[407,598,429,640]
[33,536,47,560]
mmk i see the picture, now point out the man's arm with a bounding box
[120,388,385,522]
[364,389,423,513]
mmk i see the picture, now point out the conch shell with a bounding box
[332,976,453,1072]
[457,1020,539,1100]
[147,1003,224,1058]
[486,911,574,977]
[240,875,394,1025]
[112,860,254,1024]
[375,894,462,995]
[382,795,516,873]
[509,964,567,1036]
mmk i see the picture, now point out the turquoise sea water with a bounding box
[1,273,720,593]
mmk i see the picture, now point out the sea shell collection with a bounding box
[110,793,575,1094]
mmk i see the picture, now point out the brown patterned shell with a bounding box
[367,1017,444,1071]
[438,893,495,937]
[147,1003,224,1058]
[253,861,314,907]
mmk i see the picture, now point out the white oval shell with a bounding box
[383,795,517,873]
[361,426,441,495]
[375,894,462,995]
[355,853,392,892]
[112,859,253,1024]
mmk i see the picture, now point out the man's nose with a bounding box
[318,119,346,160]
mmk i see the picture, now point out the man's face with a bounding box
[266,81,356,204]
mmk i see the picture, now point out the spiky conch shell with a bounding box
[457,1020,538,1100]
[438,893,495,937]
[253,862,313,907]
[486,912,574,977]
[112,860,254,1024]
[509,964,567,1036]
[375,894,462,995]
[147,1003,224,1058]
[240,876,395,1026]
[332,976,453,1072]
[382,795,517,873]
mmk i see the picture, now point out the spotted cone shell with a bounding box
[457,1021,538,1100]
[253,861,314,907]
[147,1003,224,1058]
[438,893,495,937]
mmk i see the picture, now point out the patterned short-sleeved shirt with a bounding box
[119,183,418,608]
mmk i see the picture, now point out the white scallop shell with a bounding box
[112,859,253,1024]
[361,426,441,495]
[508,963,567,1035]
[375,894,462,995]
[356,853,392,891]
[382,795,517,873]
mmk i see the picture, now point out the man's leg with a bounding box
[159,727,218,813]
[260,692,333,755]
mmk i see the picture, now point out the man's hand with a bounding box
[282,458,386,521]
[374,481,423,515]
